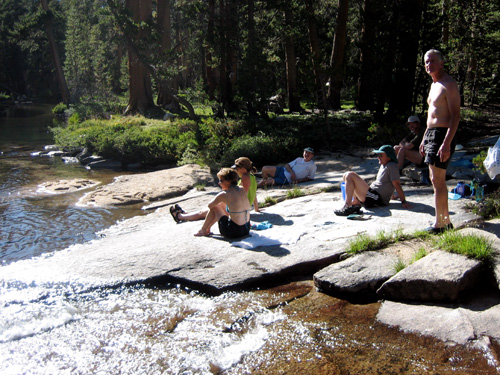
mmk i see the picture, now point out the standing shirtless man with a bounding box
[420,49,460,233]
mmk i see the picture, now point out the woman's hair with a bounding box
[233,157,257,173]
[217,168,239,185]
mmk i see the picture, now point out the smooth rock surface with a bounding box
[377,292,500,345]
[314,252,398,297]
[2,153,500,346]
[78,163,214,207]
[376,250,484,302]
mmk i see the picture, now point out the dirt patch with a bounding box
[382,238,435,264]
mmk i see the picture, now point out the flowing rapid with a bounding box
[0,104,495,374]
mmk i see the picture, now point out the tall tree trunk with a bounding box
[156,0,180,111]
[284,6,302,113]
[124,0,156,115]
[441,0,449,44]
[304,0,327,110]
[356,0,377,111]
[204,0,216,100]
[216,0,237,115]
[244,0,258,115]
[225,0,237,113]
[40,0,71,104]
[388,0,423,116]
[327,0,348,110]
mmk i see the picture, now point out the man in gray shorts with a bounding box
[419,49,460,234]
[334,145,411,216]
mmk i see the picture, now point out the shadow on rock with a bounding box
[251,212,294,226]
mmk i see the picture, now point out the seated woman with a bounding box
[193,168,251,237]
[170,157,258,224]
[232,157,259,212]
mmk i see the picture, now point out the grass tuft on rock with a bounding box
[286,187,304,199]
[433,231,494,263]
[347,230,431,255]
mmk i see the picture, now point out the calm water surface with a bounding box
[0,104,145,263]
[0,104,497,374]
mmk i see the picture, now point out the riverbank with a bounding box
[2,145,500,350]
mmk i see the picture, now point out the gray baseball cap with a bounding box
[407,115,420,123]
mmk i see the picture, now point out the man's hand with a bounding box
[438,143,452,162]
[401,201,412,209]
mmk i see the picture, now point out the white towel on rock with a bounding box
[231,229,304,249]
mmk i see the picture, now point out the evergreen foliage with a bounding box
[2,0,499,164]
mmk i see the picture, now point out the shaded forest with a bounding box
[1,0,499,124]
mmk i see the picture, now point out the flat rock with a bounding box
[460,226,500,288]
[314,252,398,297]
[37,178,100,194]
[377,292,500,345]
[78,164,214,207]
[377,250,484,302]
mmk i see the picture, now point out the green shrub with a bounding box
[471,189,500,219]
[472,151,487,174]
[51,116,198,165]
[52,102,68,115]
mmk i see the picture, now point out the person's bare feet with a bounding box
[194,230,212,237]
[258,178,274,187]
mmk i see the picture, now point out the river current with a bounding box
[0,104,496,374]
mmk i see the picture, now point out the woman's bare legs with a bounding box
[178,209,208,222]
[194,203,227,236]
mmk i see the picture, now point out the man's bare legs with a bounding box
[194,203,227,236]
[396,148,424,170]
[258,166,277,187]
[429,165,451,228]
[343,171,370,206]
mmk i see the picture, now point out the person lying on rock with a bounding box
[394,115,425,172]
[257,147,316,187]
[191,168,251,237]
[334,145,411,216]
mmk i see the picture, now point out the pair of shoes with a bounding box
[174,204,186,214]
[425,223,453,234]
[334,205,362,216]
[170,206,183,223]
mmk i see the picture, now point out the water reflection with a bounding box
[0,104,146,264]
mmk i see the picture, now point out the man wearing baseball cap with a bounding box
[258,147,316,187]
[394,115,425,171]
[334,145,411,216]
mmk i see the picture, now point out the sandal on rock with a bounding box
[174,204,186,214]
[170,206,182,223]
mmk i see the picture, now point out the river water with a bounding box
[0,104,497,374]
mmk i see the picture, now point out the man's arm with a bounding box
[285,158,298,182]
[392,180,411,209]
[439,78,461,161]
